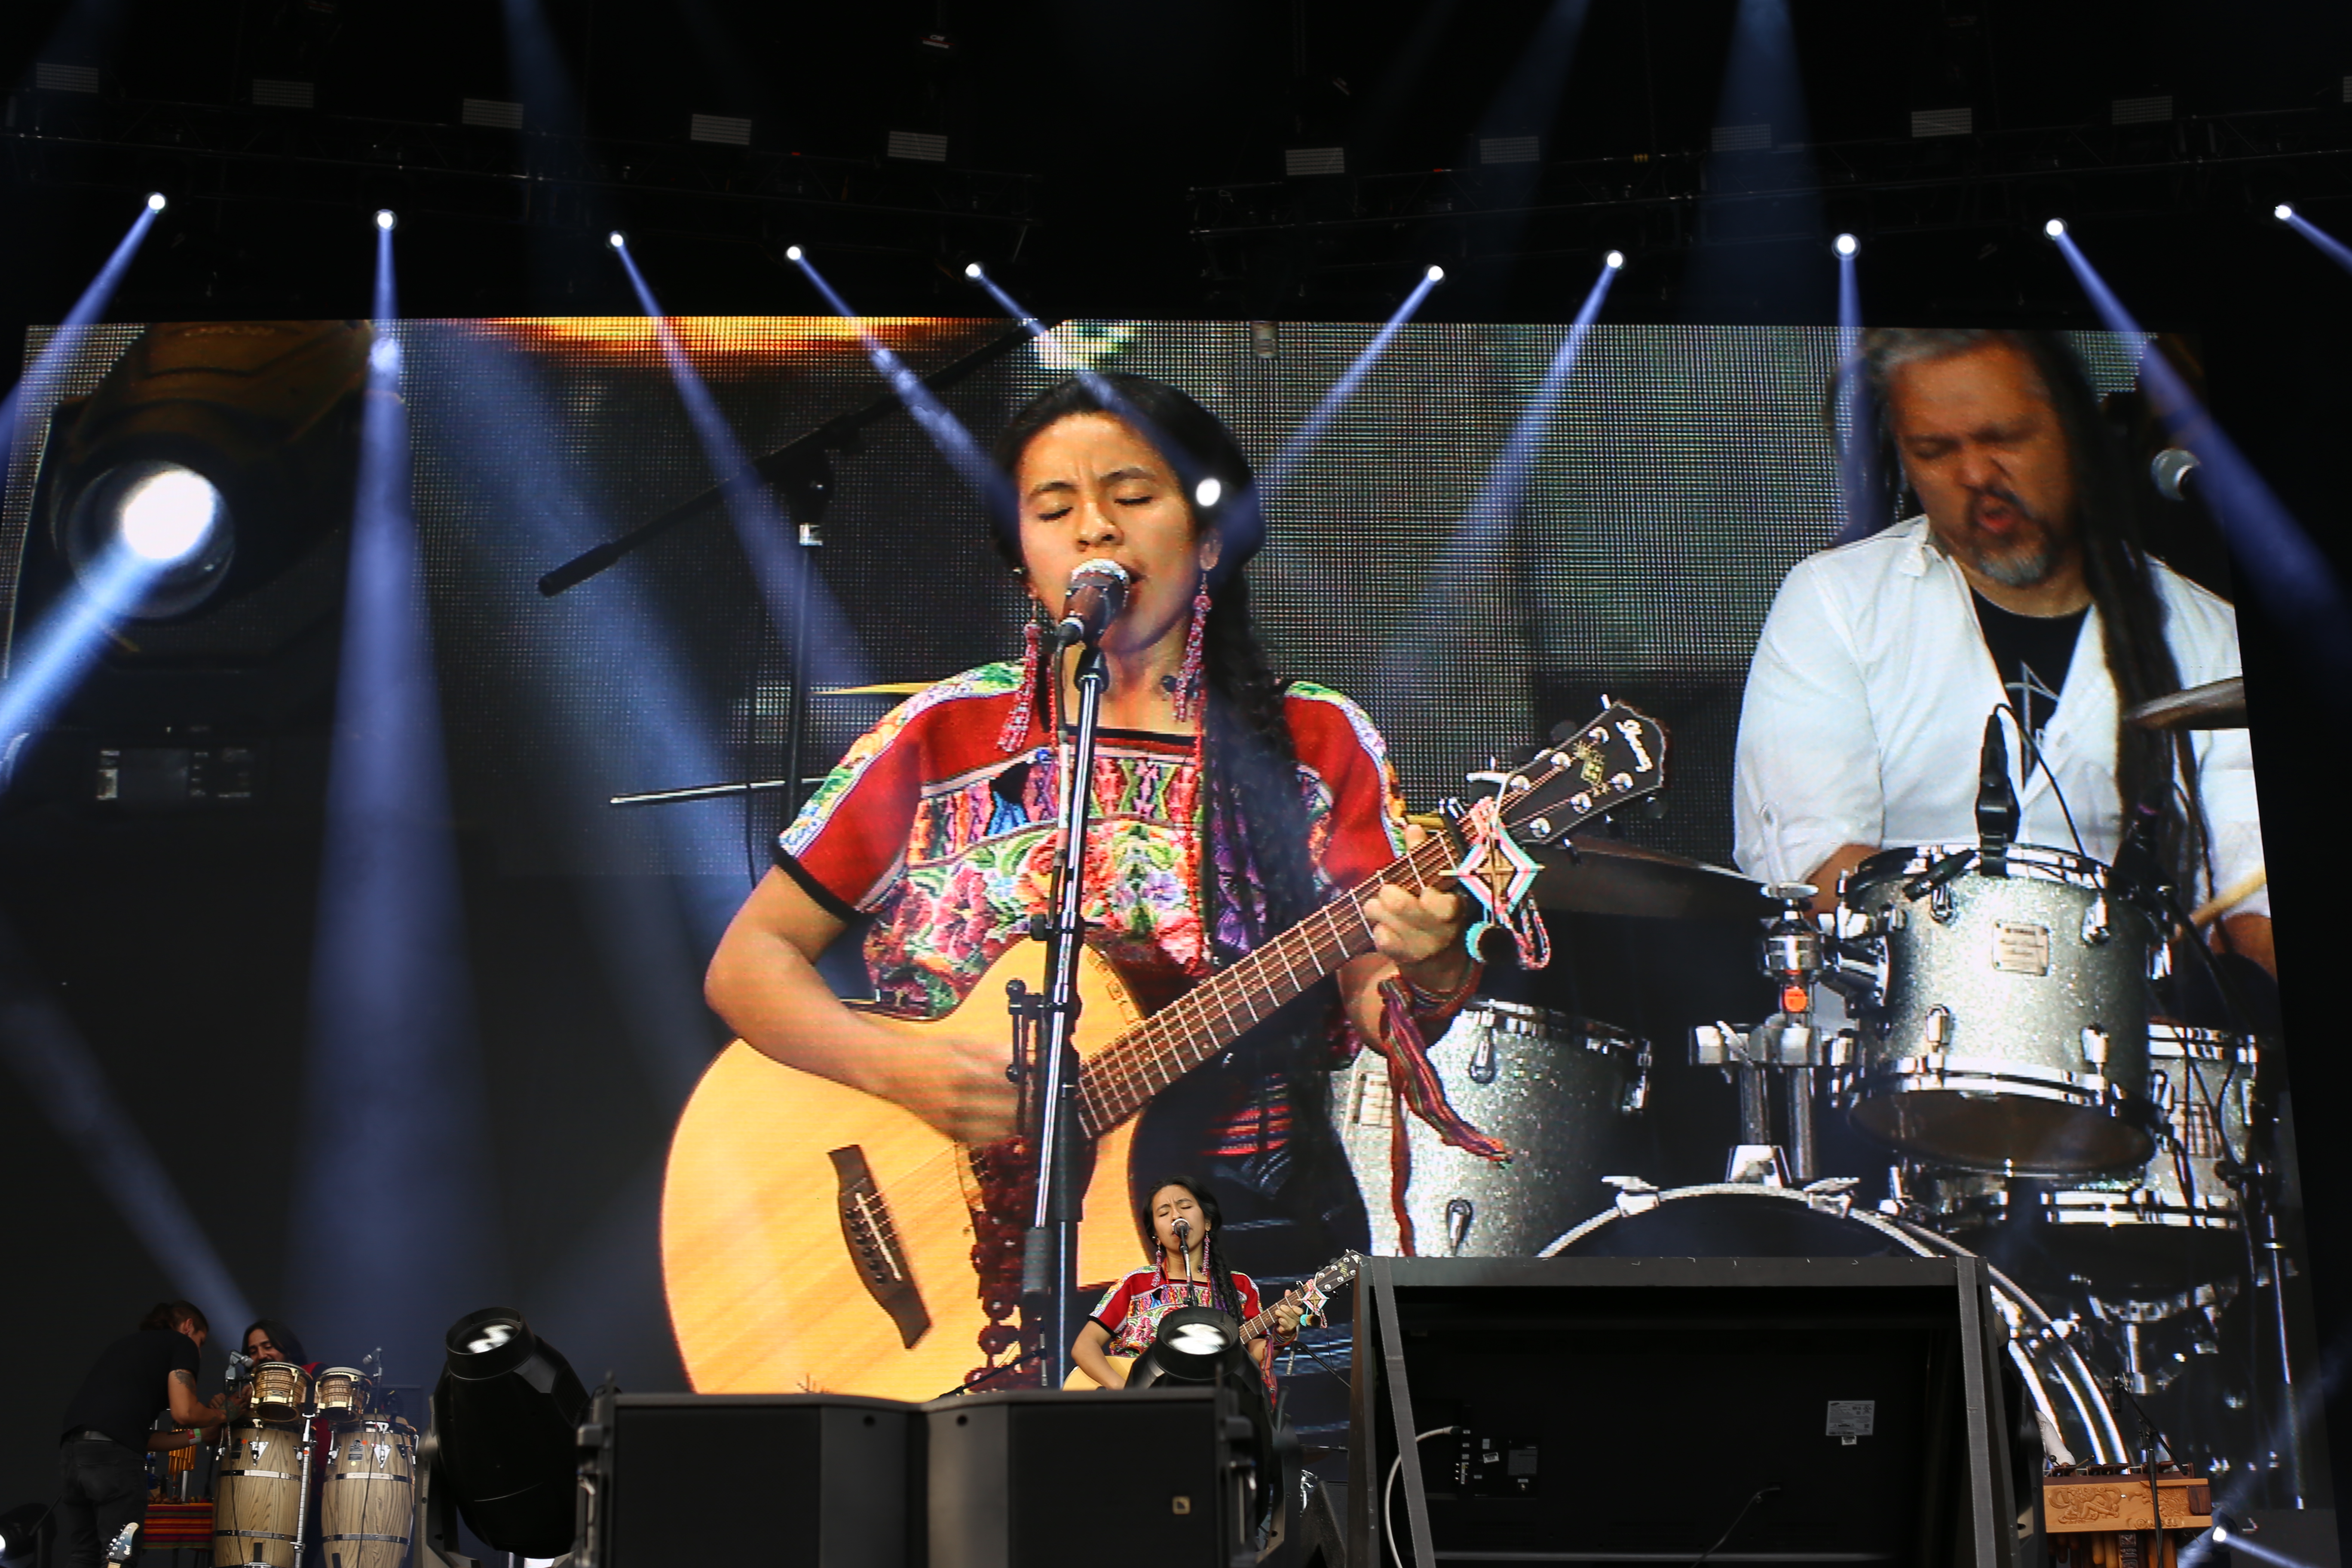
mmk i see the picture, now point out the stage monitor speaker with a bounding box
[924,1387,1258,1568]
[579,1392,920,1568]
[1348,1255,2018,1568]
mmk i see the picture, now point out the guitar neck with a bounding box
[1076,824,1464,1138]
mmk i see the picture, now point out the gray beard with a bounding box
[1971,538,2061,588]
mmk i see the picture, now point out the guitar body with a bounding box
[661,940,1149,1400]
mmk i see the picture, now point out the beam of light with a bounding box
[2281,208,2352,275]
[2196,1528,2318,1568]
[0,916,256,1328]
[1371,257,1620,706]
[289,220,503,1388]
[0,198,162,514]
[786,249,1014,525]
[1258,268,1444,496]
[1830,239,1883,542]
[2052,229,2352,686]
[609,244,871,687]
[0,546,163,738]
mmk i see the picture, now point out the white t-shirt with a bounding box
[1732,517,2268,918]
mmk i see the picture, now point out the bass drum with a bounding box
[1540,1182,2127,1466]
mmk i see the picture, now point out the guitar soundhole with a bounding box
[828,1145,931,1350]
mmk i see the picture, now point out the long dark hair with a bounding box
[238,1318,310,1366]
[1859,329,2209,896]
[1137,1174,1246,1320]
[992,375,1330,1112]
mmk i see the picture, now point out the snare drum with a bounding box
[1902,1025,2260,1292]
[213,1420,303,1568]
[246,1361,310,1421]
[318,1417,416,1568]
[1338,999,1649,1256]
[1837,843,2162,1175]
[313,1366,374,1421]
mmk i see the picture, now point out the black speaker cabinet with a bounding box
[580,1392,920,1568]
[1348,1256,2018,1568]
[925,1387,1257,1568]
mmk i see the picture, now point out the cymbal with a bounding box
[817,681,934,697]
[1532,836,1776,922]
[2122,676,2245,730]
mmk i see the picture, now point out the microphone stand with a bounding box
[1022,636,1110,1390]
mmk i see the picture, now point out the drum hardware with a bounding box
[2086,1282,2239,1398]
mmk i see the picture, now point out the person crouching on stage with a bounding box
[706,373,1492,1298]
[1074,1176,1302,1390]
[55,1300,228,1568]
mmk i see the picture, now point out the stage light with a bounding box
[1194,478,1222,508]
[60,459,236,618]
[375,209,397,232]
[2275,203,2295,222]
[1834,233,1858,257]
[607,230,627,250]
[1605,249,1626,270]
[963,261,983,279]
[784,244,804,262]
[145,193,166,213]
[433,1308,588,1556]
[1425,264,1446,283]
[2043,217,2067,238]
[0,1501,48,1568]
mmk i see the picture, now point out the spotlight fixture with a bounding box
[1605,250,1626,271]
[433,1307,589,1558]
[785,245,805,262]
[61,459,235,617]
[374,209,397,232]
[1834,233,1859,257]
[963,261,983,279]
[2043,217,2067,239]
[2274,203,2296,222]
[144,193,166,213]
[1425,264,1446,283]
[607,230,628,250]
[1194,478,1222,508]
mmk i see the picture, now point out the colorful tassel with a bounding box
[998,619,1042,753]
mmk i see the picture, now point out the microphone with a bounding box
[1054,559,1131,647]
[2151,447,2202,503]
[1172,1216,1192,1254]
[1975,711,2018,870]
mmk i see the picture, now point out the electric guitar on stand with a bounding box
[660,704,1667,1400]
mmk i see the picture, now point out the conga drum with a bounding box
[317,1417,416,1568]
[213,1420,303,1568]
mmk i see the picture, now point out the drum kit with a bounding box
[1341,677,2297,1496]
[211,1357,416,1568]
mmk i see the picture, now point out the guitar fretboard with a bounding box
[1075,828,1464,1138]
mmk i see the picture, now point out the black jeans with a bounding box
[50,1438,147,1568]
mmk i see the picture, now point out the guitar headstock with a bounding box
[1476,703,1667,845]
[1294,1250,1367,1323]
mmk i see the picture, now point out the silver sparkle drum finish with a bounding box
[1901,1025,2260,1292]
[1542,1182,2128,1465]
[1837,843,2163,1176]
[1368,1000,1651,1257]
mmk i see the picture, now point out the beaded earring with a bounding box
[1169,580,1210,724]
[998,617,1043,754]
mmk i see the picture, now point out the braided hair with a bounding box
[1137,1174,1245,1319]
[991,375,1339,1159]
[1859,329,2211,897]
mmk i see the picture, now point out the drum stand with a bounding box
[1691,885,1854,1185]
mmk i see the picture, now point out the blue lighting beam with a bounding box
[2051,227,2352,686]
[1832,235,1883,540]
[2279,205,2352,276]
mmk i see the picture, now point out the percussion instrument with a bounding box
[1542,1180,2128,1467]
[313,1366,374,1421]
[213,1420,303,1568]
[245,1361,310,1422]
[1836,842,2164,1175]
[1337,1000,1648,1257]
[1897,1025,2260,1292]
[2122,676,2246,731]
[317,1418,417,1568]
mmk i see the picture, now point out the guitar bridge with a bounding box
[829,1145,931,1349]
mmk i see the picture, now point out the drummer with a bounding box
[1732,328,2271,979]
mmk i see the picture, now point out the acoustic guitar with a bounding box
[1069,1248,1364,1389]
[661,704,1666,1400]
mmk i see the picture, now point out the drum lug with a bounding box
[2080,895,2112,946]
[1603,1175,1660,1216]
[2080,1025,2109,1067]
[1467,1029,1498,1085]
[1925,1006,1955,1048]
[1928,882,1956,924]
[1445,1197,1475,1254]
[1619,1041,1652,1115]
[1801,1176,1858,1219]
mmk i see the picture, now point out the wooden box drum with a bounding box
[313,1367,374,1421]
[317,1418,416,1568]
[246,1361,311,1422]
[213,1420,303,1568]
[1837,843,2162,1175]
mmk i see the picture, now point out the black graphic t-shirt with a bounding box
[1971,590,2090,773]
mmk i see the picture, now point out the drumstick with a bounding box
[2189,867,2266,929]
